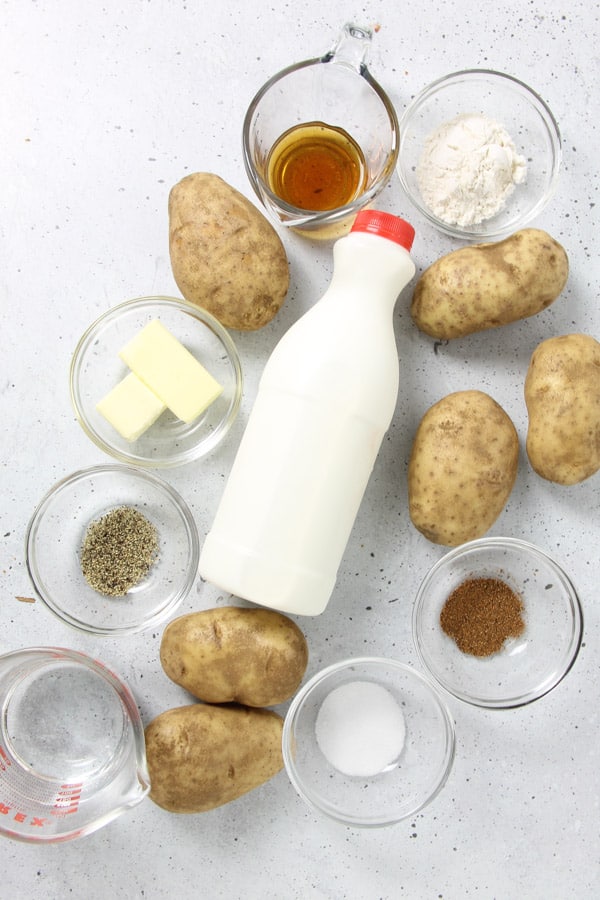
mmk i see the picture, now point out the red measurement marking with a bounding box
[0,782,84,828]
[52,783,82,816]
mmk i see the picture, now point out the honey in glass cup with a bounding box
[243,23,399,237]
[266,122,368,212]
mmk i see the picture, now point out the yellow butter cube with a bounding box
[119,319,223,423]
[96,371,166,442]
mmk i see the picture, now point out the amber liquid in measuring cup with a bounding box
[266,122,368,212]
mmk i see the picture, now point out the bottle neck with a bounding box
[326,232,415,307]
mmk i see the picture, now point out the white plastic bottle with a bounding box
[199,210,416,615]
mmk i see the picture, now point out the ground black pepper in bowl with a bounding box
[81,506,159,597]
[26,464,198,635]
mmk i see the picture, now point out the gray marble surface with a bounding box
[1,1,598,897]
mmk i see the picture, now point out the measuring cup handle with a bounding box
[323,22,373,73]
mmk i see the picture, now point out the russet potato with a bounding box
[145,703,284,813]
[408,390,519,546]
[525,333,600,484]
[411,228,569,339]
[160,606,308,707]
[168,172,289,330]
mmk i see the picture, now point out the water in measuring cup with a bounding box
[3,660,127,783]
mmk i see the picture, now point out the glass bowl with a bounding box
[413,537,583,709]
[397,69,561,240]
[25,464,199,636]
[282,657,455,828]
[70,296,243,468]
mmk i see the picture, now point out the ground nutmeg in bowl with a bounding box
[440,576,525,657]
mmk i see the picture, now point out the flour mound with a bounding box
[416,113,527,227]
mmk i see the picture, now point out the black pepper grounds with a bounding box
[81,506,159,597]
[439,576,525,657]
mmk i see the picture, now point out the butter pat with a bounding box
[119,319,223,422]
[96,371,167,442]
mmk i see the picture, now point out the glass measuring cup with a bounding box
[242,23,399,238]
[0,647,150,843]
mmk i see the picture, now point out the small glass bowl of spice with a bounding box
[282,657,455,828]
[412,537,583,709]
[396,69,561,240]
[26,464,199,635]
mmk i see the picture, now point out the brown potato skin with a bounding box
[145,704,284,813]
[168,172,289,330]
[408,390,519,546]
[411,229,569,339]
[160,606,308,707]
[525,333,600,485]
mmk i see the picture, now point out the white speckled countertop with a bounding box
[2,1,599,897]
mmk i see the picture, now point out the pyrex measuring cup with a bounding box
[242,23,399,238]
[0,647,150,843]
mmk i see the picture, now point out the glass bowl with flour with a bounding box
[397,69,561,240]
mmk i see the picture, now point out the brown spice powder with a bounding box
[440,577,525,657]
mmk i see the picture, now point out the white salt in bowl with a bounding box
[25,464,199,636]
[70,296,243,468]
[396,69,561,240]
[282,657,455,828]
[412,537,583,709]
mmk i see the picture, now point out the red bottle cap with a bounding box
[351,209,415,251]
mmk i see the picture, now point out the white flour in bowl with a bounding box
[416,113,527,227]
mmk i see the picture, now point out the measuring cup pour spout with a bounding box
[323,22,373,73]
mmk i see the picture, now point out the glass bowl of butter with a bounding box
[396,69,562,240]
[70,296,243,468]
